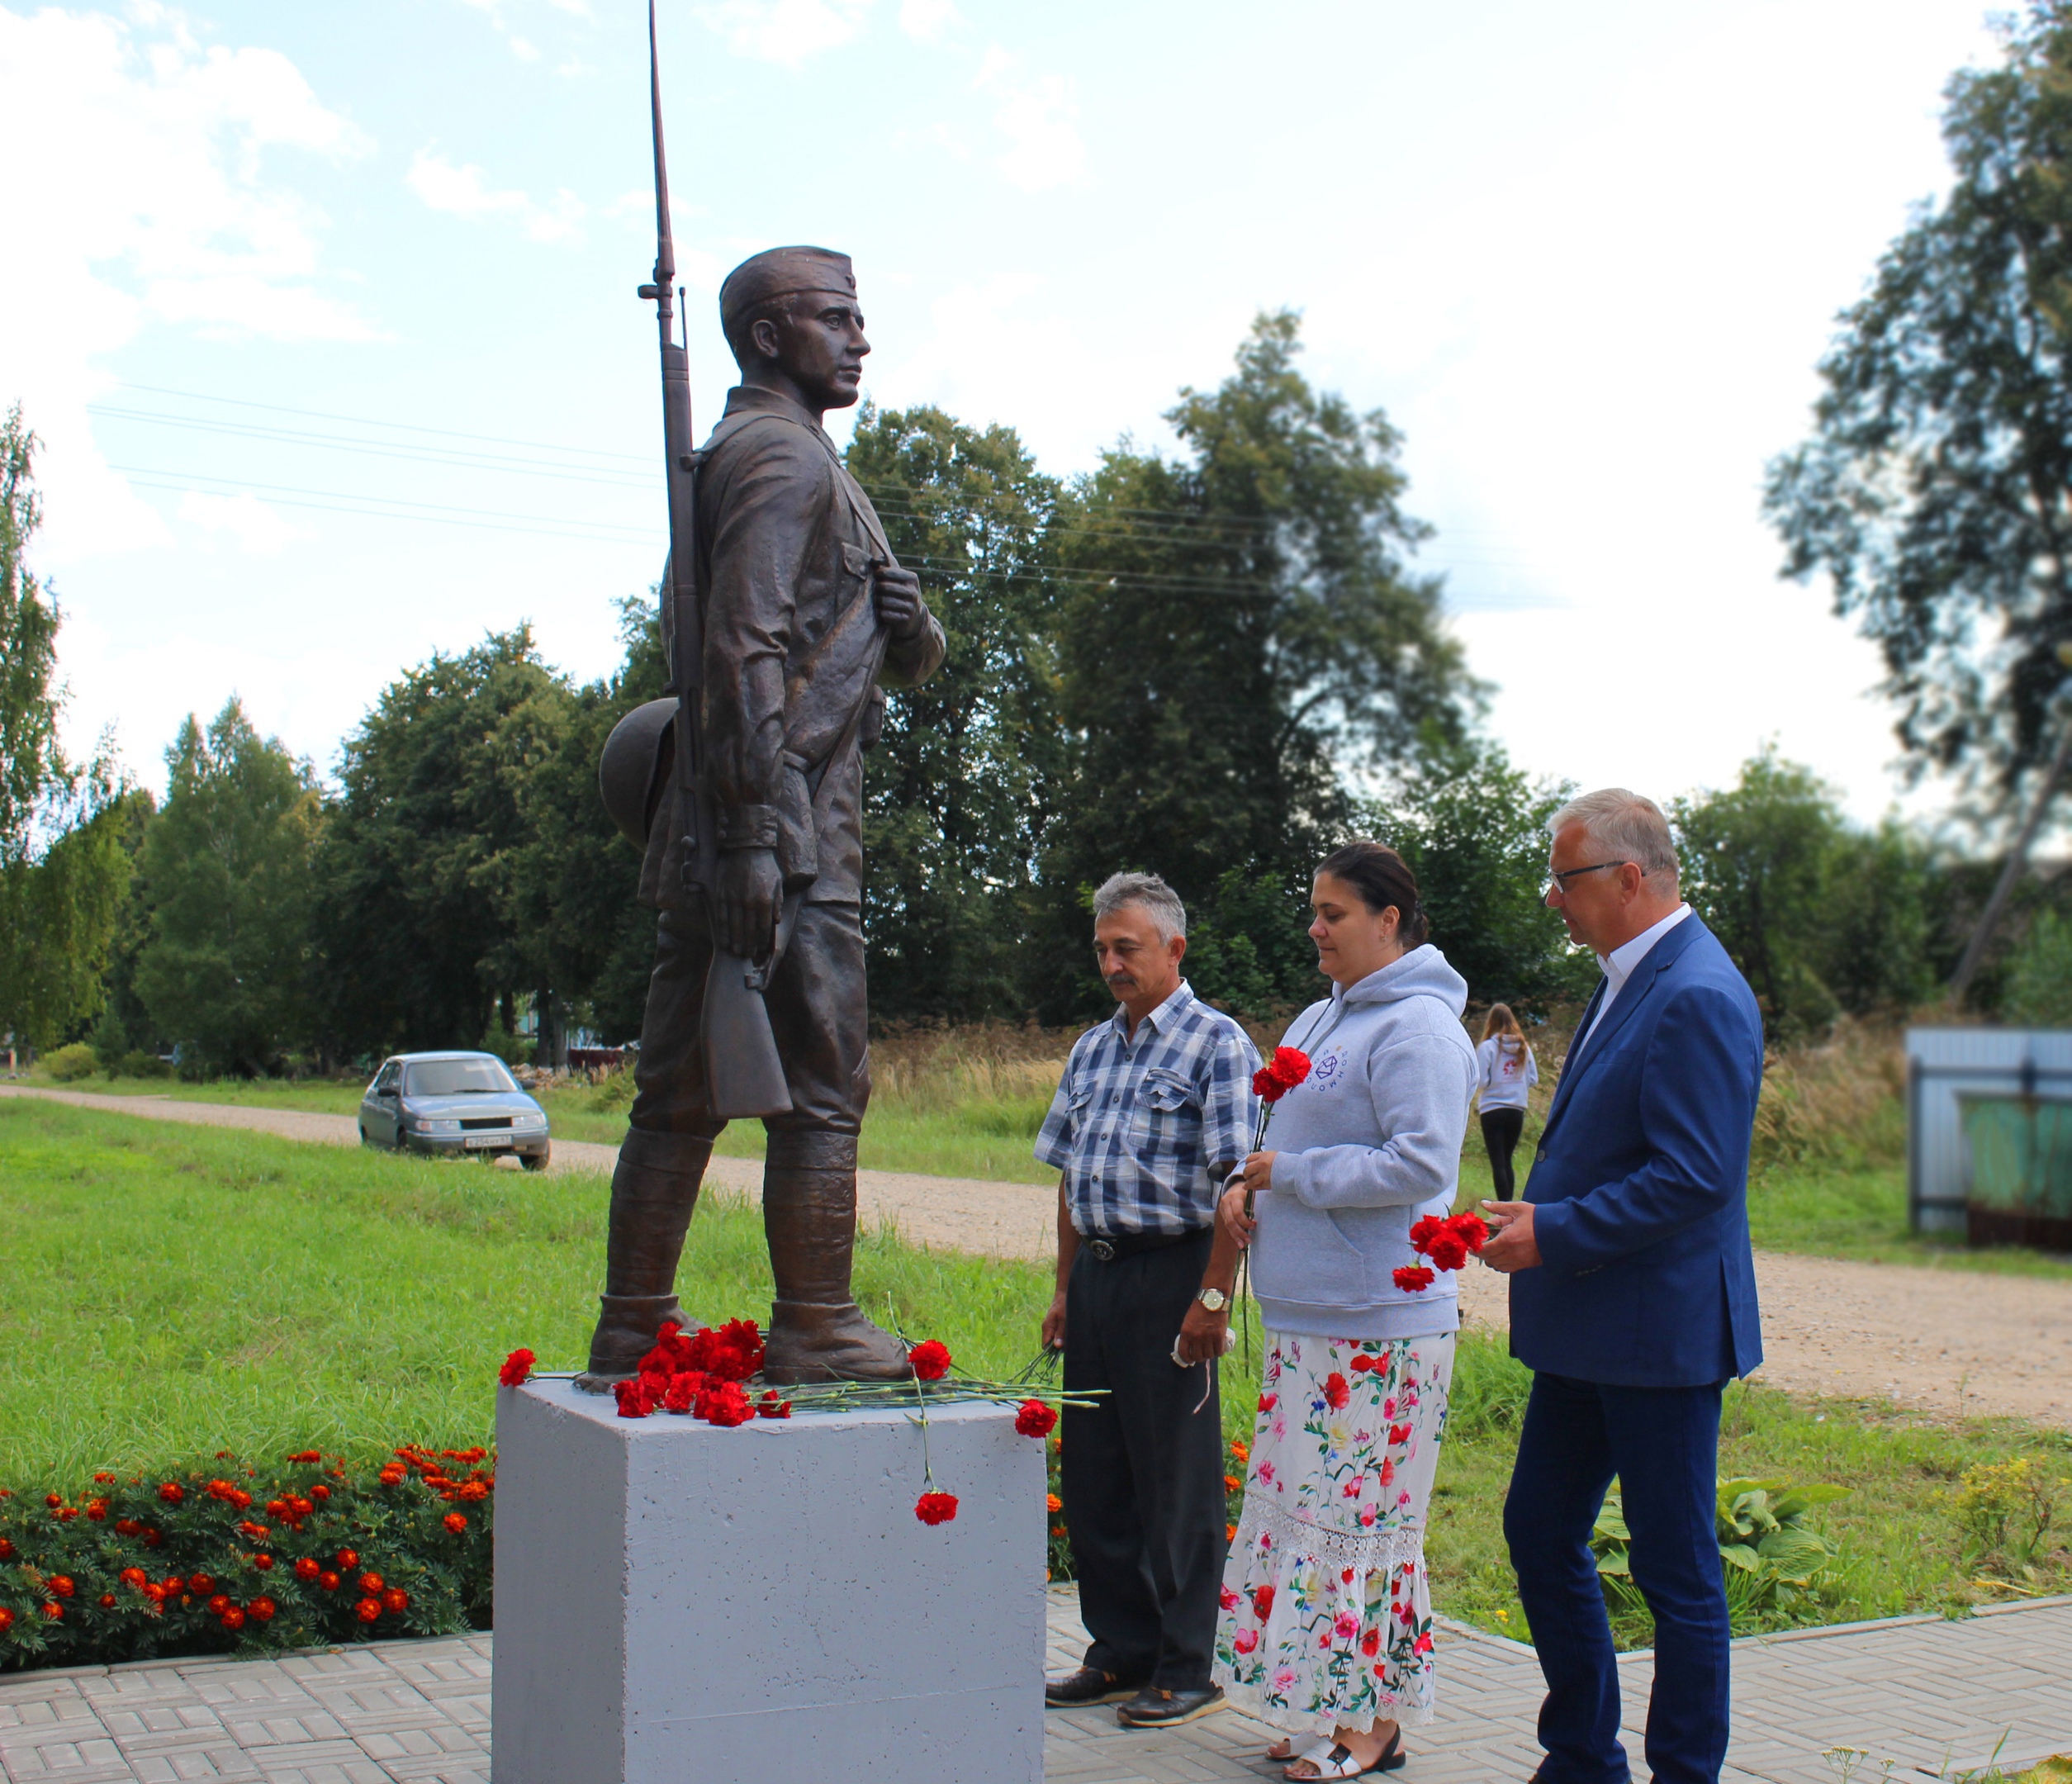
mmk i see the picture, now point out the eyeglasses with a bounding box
[1543,861,1630,898]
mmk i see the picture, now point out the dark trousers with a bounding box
[1482,1107,1526,1199]
[1060,1227,1226,1691]
[1503,1373,1729,1784]
[626,900,870,1150]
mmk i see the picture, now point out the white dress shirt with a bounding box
[1578,903,1691,1052]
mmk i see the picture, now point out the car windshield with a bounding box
[403,1059,518,1098]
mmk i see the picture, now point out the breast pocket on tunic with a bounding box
[1127,1067,1199,1158]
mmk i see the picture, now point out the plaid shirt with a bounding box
[1035,981,1260,1238]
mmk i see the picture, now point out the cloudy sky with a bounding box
[0,0,2010,822]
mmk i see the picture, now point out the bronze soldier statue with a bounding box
[586,246,944,1388]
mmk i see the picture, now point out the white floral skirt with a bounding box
[1211,1330,1455,1736]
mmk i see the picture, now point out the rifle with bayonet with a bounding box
[638,0,791,1119]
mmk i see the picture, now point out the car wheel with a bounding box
[358,1125,371,1149]
[521,1146,550,1173]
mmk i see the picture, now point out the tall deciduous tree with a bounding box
[1766,2,2072,803]
[846,403,1065,1022]
[313,630,575,1059]
[134,700,325,1075]
[1038,311,1470,1017]
[0,406,133,1050]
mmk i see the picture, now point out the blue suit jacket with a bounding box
[1510,913,1765,1388]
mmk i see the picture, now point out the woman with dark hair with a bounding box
[1211,842,1477,1779]
[1473,1004,1538,1202]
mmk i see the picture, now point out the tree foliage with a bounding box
[1037,311,1471,1018]
[1766,2,2072,801]
[134,701,325,1076]
[1674,749,1932,1037]
[847,402,1065,1022]
[0,406,133,1050]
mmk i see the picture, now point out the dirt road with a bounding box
[9,1084,2070,1429]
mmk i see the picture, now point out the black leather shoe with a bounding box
[1044,1665,1140,1707]
[1116,1684,1225,1728]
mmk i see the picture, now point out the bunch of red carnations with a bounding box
[1392,1211,1491,1293]
[602,1320,794,1426]
[0,1446,494,1673]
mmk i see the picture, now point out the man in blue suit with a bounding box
[1480,788,1763,1784]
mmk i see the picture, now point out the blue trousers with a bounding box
[1502,1373,1729,1784]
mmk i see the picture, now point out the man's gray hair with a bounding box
[1093,872,1187,942]
[1549,788,1680,881]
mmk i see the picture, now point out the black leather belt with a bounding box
[1082,1227,1205,1262]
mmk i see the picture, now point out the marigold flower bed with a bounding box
[0,1446,493,1672]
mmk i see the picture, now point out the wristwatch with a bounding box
[1196,1287,1229,1313]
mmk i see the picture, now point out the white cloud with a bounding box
[510,35,541,59]
[547,0,593,14]
[0,7,377,562]
[970,48,1083,191]
[898,0,959,44]
[405,149,586,246]
[693,0,875,69]
[177,491,305,555]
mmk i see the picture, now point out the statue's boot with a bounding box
[761,1130,913,1384]
[574,1131,711,1393]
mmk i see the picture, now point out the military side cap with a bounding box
[718,246,855,327]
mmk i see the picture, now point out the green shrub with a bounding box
[0,1446,491,1672]
[119,1051,173,1079]
[1937,1455,2065,1568]
[1592,1473,1849,1638]
[43,1044,97,1083]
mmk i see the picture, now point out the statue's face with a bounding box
[752,291,870,410]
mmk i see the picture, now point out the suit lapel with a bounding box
[1539,915,1709,1149]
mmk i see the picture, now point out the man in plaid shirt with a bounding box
[1036,872,1259,1730]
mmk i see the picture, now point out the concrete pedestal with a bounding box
[491,1378,1046,1784]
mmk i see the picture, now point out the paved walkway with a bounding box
[10,1084,2072,1429]
[3,1589,2066,1783]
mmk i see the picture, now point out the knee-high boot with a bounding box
[761,1130,913,1383]
[575,1129,712,1392]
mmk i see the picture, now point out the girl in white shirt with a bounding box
[1473,1004,1538,1201]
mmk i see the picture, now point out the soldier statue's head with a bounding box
[719,245,869,421]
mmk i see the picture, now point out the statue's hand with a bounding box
[713,847,781,961]
[872,564,927,641]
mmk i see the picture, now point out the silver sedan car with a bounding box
[358,1051,551,1170]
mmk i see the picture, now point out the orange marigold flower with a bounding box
[49,1576,75,1598]
[358,1572,384,1594]
[1045,1493,1062,1514]
[220,1606,246,1630]
[381,1587,409,1613]
[158,1483,183,1504]
[355,1597,382,1623]
[249,1597,277,1620]
[443,1512,468,1535]
[0,1607,12,1632]
[458,1481,489,1502]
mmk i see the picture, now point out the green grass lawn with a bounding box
[6,1099,2068,1648]
[21,1070,1061,1182]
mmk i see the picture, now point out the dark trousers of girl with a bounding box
[1481,1107,1525,1200]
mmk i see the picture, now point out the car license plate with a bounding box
[463,1133,508,1148]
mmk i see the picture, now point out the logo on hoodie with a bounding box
[1309,1048,1346,1092]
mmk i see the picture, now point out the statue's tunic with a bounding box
[626,384,943,1145]
[638,383,944,911]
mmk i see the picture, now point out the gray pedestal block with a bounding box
[492,1378,1046,1784]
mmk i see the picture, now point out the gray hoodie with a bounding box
[1249,945,1477,1341]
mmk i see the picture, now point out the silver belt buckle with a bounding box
[1088,1237,1117,1262]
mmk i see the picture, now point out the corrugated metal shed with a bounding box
[1905,1027,2072,1233]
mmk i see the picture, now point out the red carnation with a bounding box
[756,1391,793,1419]
[613,1377,657,1420]
[1407,1215,1449,1254]
[1448,1211,1489,1254]
[1250,1046,1313,1103]
[355,1598,382,1623]
[498,1348,536,1388]
[1014,1399,1060,1440]
[1324,1372,1351,1412]
[697,1381,756,1427]
[1392,1265,1436,1293]
[914,1491,960,1525]
[1427,1235,1470,1273]
[908,1340,952,1381]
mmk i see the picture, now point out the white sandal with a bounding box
[1283,1729,1405,1779]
